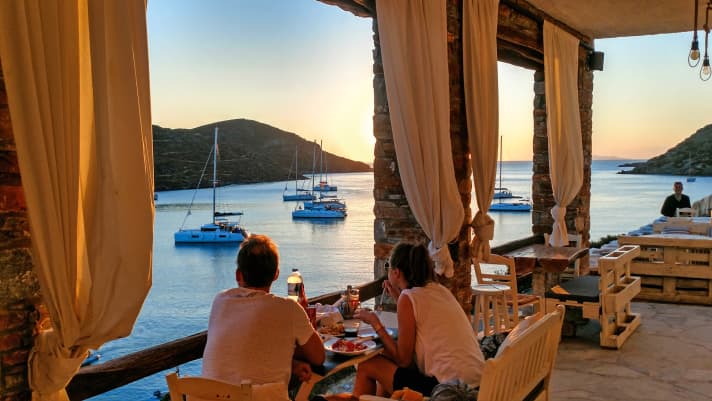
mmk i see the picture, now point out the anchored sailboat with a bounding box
[174,127,249,244]
[489,136,531,212]
[283,145,316,201]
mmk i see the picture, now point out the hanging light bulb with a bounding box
[703,2,712,81]
[702,56,712,81]
[690,0,701,66]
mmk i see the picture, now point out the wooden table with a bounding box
[504,244,589,297]
[294,312,398,401]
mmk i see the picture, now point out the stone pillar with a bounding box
[531,58,593,247]
[371,1,474,311]
[0,60,41,401]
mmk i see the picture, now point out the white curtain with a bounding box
[376,0,464,277]
[0,1,153,400]
[463,0,500,260]
[543,21,583,247]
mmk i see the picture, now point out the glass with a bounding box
[343,320,360,337]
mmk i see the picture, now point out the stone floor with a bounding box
[551,301,712,401]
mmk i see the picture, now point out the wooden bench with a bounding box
[652,217,712,236]
[545,245,641,349]
[618,234,712,305]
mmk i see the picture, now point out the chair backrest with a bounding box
[676,207,695,217]
[477,305,565,401]
[165,372,253,401]
[473,254,521,318]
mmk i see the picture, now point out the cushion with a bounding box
[662,226,690,235]
[545,275,599,303]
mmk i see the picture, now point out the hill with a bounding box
[153,119,372,191]
[620,124,712,176]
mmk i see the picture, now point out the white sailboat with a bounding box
[313,140,338,192]
[283,145,316,201]
[174,127,249,244]
[489,136,531,213]
[293,140,346,219]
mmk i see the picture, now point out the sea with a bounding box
[90,160,711,401]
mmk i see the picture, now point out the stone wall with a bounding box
[0,62,40,401]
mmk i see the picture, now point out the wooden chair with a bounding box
[545,245,641,349]
[165,372,252,401]
[473,254,543,328]
[544,232,584,278]
[478,305,565,401]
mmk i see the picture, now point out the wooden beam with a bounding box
[316,0,374,18]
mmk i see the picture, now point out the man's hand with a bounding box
[291,359,312,382]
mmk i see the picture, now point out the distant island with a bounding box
[153,119,372,191]
[618,124,712,176]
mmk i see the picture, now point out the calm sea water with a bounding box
[90,160,711,401]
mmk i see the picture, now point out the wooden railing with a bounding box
[65,236,540,400]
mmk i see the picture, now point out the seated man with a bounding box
[201,234,325,401]
[660,181,691,217]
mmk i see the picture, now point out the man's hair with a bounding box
[236,234,279,287]
[674,181,683,187]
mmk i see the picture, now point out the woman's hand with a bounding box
[383,279,400,299]
[354,308,378,326]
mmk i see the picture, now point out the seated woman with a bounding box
[329,242,485,400]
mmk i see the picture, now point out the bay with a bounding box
[90,160,710,400]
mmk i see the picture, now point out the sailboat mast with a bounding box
[212,126,218,223]
[319,140,324,185]
[499,135,503,191]
[295,145,299,193]
[311,140,317,193]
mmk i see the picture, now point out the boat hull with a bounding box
[292,208,346,219]
[489,202,531,212]
[174,223,247,244]
[283,193,316,201]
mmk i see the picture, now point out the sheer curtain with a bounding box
[0,1,153,399]
[463,0,500,260]
[543,21,583,246]
[376,0,464,277]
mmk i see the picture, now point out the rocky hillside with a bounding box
[153,119,372,191]
[621,124,712,176]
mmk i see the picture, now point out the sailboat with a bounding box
[174,127,249,244]
[489,136,531,212]
[313,140,338,192]
[686,152,696,182]
[293,140,346,219]
[283,145,316,201]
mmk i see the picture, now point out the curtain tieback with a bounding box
[29,328,87,397]
[470,212,495,260]
[428,241,455,278]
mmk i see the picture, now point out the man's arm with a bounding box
[294,332,325,366]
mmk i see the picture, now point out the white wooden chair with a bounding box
[165,372,253,401]
[544,232,583,278]
[477,305,565,401]
[473,254,543,329]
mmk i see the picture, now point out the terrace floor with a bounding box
[551,301,712,401]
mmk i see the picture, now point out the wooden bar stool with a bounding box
[472,283,511,338]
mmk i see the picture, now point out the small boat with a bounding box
[283,145,316,201]
[489,200,532,212]
[292,203,347,219]
[174,127,249,244]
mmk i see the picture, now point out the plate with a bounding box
[323,337,378,356]
[358,326,395,339]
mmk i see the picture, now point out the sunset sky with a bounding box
[147,0,712,163]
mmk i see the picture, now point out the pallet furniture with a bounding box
[473,254,543,328]
[478,305,565,401]
[545,245,641,349]
[505,244,589,297]
[652,217,712,235]
[618,233,712,305]
[166,372,253,401]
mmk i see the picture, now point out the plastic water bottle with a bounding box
[287,269,303,302]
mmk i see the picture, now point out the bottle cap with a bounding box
[292,268,298,272]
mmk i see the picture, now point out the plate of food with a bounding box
[318,322,345,338]
[323,337,378,356]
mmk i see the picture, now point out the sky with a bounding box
[147,0,712,163]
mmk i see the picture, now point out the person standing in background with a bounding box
[660,181,691,217]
